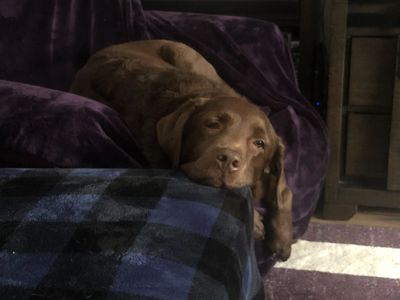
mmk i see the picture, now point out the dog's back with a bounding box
[71,40,235,118]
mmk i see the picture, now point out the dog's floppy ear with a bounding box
[156,97,210,168]
[268,138,292,213]
[260,137,293,261]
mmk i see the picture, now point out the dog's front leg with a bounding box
[253,174,293,261]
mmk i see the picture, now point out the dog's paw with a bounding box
[267,236,292,261]
[253,210,265,240]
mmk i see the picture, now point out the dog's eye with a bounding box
[205,120,221,130]
[254,139,265,149]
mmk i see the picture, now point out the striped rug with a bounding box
[265,222,400,300]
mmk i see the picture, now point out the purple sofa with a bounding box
[0,0,328,278]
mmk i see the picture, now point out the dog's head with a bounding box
[157,95,292,259]
[156,96,288,192]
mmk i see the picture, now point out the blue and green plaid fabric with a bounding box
[0,168,264,299]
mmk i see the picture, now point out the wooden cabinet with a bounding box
[345,113,391,179]
[323,0,400,219]
[348,37,397,107]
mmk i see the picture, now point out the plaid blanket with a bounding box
[0,168,264,300]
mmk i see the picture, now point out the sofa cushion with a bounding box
[0,80,146,168]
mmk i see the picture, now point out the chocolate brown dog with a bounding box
[70,40,293,261]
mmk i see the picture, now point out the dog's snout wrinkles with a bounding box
[216,150,241,172]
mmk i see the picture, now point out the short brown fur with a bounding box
[71,40,293,260]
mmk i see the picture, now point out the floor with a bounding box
[312,206,400,228]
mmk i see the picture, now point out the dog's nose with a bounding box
[216,150,241,172]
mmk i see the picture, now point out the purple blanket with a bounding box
[0,80,146,168]
[0,0,328,274]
